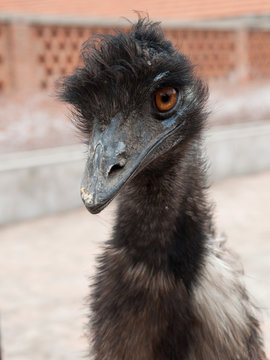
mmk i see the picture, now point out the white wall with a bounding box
[1,121,270,225]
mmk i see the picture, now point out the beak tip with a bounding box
[80,186,107,214]
[80,187,94,203]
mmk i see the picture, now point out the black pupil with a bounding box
[161,93,170,103]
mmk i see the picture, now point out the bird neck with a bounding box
[112,144,213,290]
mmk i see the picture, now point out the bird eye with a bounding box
[155,87,178,112]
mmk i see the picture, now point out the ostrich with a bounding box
[59,19,266,360]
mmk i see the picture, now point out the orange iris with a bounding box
[155,87,178,112]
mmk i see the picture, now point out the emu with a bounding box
[59,19,266,360]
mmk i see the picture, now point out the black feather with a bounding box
[58,17,267,360]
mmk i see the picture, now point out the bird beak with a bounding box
[80,113,185,214]
[80,114,128,213]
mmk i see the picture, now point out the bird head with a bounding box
[58,18,208,214]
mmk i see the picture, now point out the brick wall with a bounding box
[248,30,270,79]
[166,29,238,80]
[0,22,12,92]
[32,25,116,90]
[0,16,270,94]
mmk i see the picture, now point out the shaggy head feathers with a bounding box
[58,18,208,139]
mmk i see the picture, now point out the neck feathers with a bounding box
[90,142,266,360]
[111,142,213,290]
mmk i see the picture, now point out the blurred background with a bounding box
[0,1,269,359]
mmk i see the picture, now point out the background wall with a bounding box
[0,2,270,220]
[0,15,270,95]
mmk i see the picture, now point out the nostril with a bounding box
[108,162,125,176]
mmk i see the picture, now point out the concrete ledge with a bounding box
[1,121,270,225]
[0,146,85,225]
[0,13,270,30]
[206,121,270,181]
